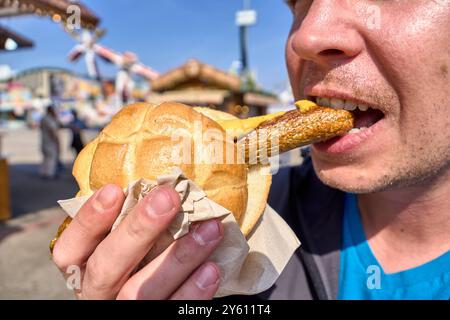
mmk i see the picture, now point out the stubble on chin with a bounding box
[311,148,450,195]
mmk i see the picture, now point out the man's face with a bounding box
[285,0,450,193]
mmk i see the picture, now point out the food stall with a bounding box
[0,0,100,221]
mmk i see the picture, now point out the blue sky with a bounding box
[0,0,293,92]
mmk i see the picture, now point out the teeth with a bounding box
[358,104,369,111]
[348,127,368,134]
[344,100,357,111]
[330,98,344,109]
[317,97,330,107]
[315,96,372,112]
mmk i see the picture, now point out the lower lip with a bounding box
[312,118,384,154]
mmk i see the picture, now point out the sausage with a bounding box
[238,105,355,164]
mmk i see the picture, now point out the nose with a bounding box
[289,1,364,67]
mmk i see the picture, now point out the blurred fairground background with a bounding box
[0,0,305,299]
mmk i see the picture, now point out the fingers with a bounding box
[82,186,181,299]
[170,263,220,300]
[116,219,223,300]
[52,184,125,272]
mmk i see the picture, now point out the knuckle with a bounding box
[52,245,70,270]
[172,236,199,266]
[72,215,95,237]
[84,256,114,292]
[125,213,149,241]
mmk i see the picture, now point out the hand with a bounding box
[52,184,224,299]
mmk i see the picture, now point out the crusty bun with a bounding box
[73,102,271,236]
[193,107,272,236]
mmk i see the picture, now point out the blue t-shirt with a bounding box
[338,193,450,300]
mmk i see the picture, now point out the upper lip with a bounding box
[304,86,386,114]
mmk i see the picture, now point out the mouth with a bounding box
[309,95,386,153]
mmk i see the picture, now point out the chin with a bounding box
[312,150,450,195]
[310,154,390,194]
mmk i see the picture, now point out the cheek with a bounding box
[396,96,450,151]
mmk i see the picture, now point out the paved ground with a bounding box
[0,128,98,299]
[0,207,75,299]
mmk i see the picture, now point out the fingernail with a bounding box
[145,187,175,216]
[192,220,222,245]
[93,185,117,211]
[196,264,219,289]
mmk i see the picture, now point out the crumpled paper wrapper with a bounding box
[57,167,300,297]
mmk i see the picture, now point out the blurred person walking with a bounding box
[40,105,60,179]
[69,110,85,156]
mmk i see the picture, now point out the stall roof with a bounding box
[0,25,33,51]
[151,59,241,93]
[150,59,278,107]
